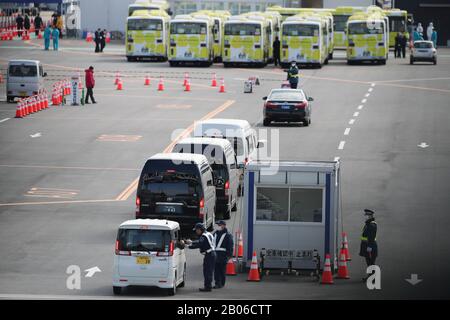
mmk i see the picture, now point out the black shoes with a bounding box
[199,287,212,292]
[213,285,223,289]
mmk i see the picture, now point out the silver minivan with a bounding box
[6,60,47,102]
[172,137,239,220]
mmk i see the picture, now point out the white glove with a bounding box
[185,239,192,245]
[367,247,373,253]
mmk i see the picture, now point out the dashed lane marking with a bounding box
[334,157,340,162]
[361,99,367,103]
[353,112,359,117]
[24,187,78,199]
[344,128,351,135]
[349,119,355,125]
[365,93,370,97]
[338,141,346,150]
[368,88,373,92]
[0,118,10,123]
[96,135,142,142]
[358,105,364,110]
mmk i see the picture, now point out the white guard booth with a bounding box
[243,160,341,270]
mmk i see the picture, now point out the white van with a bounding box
[193,119,263,192]
[172,137,239,220]
[6,60,47,102]
[113,219,186,296]
[136,153,216,232]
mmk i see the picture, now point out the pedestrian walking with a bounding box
[100,29,107,52]
[272,36,281,67]
[399,32,407,58]
[34,13,43,37]
[84,66,97,104]
[185,223,216,292]
[359,209,378,282]
[52,27,60,50]
[94,28,101,53]
[426,22,433,41]
[431,28,437,48]
[43,24,52,50]
[394,33,401,58]
[24,14,30,34]
[213,220,234,289]
[16,14,24,37]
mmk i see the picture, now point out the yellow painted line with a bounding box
[96,134,142,142]
[0,164,139,171]
[115,99,235,201]
[0,199,120,207]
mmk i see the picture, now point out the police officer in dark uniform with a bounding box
[186,223,216,292]
[286,61,299,89]
[213,220,234,289]
[359,209,378,281]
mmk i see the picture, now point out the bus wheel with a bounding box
[380,59,386,65]
[324,58,329,65]
[329,52,333,60]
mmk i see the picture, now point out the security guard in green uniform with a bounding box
[286,61,299,89]
[359,209,378,281]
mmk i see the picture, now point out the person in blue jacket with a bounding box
[43,24,52,51]
[213,220,234,289]
[185,223,216,292]
[52,27,60,51]
[431,28,437,48]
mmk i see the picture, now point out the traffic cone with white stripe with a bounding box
[342,232,351,261]
[211,73,217,87]
[15,100,23,118]
[219,78,225,93]
[116,79,123,90]
[144,75,150,86]
[26,98,32,115]
[184,78,191,92]
[247,251,260,282]
[320,254,334,284]
[114,72,120,85]
[158,76,165,91]
[237,231,244,258]
[183,72,189,87]
[337,251,350,279]
[226,258,237,276]
[32,96,38,113]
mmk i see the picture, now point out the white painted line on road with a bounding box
[333,156,340,162]
[371,83,376,87]
[353,112,359,117]
[0,118,10,123]
[349,119,355,125]
[368,88,373,92]
[361,99,367,104]
[30,133,42,138]
[344,128,351,135]
[338,141,346,150]
[358,105,364,110]
[365,93,370,97]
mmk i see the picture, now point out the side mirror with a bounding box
[207,180,213,187]
[262,96,267,100]
[43,72,47,77]
[307,97,314,102]
[257,140,266,149]
[230,163,237,169]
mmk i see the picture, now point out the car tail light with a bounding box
[295,102,307,109]
[115,240,131,256]
[265,102,277,109]
[157,240,174,256]
[199,197,205,219]
[224,180,230,196]
[135,196,141,216]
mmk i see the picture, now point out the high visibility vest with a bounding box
[202,232,215,254]
[361,221,377,241]
[214,233,227,252]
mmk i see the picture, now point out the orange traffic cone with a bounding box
[32,97,37,113]
[26,98,33,114]
[247,251,260,282]
[86,32,93,42]
[144,75,150,86]
[158,76,165,91]
[116,79,123,90]
[15,100,23,118]
[183,73,188,87]
[226,258,237,276]
[337,251,350,279]
[211,73,217,87]
[219,78,225,93]
[36,95,41,111]
[237,231,244,258]
[114,72,120,85]
[38,32,42,39]
[321,254,334,284]
[184,78,191,92]
[342,232,351,261]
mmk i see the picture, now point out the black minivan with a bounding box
[135,153,216,232]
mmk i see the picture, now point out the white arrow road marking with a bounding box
[84,266,101,278]
[0,118,10,123]
[417,142,429,148]
[338,141,346,150]
[344,128,351,135]
[405,274,423,286]
[30,133,42,138]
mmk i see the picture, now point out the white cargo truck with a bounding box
[242,160,341,271]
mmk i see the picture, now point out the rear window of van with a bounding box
[117,229,171,252]
[9,65,37,77]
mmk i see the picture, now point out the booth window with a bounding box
[256,187,323,223]
[256,187,289,221]
[290,188,323,223]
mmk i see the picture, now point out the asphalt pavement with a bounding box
[0,38,449,299]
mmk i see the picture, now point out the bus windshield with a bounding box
[348,22,384,35]
[170,22,207,34]
[389,16,406,33]
[333,15,350,31]
[127,19,163,31]
[283,24,319,37]
[225,23,261,36]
